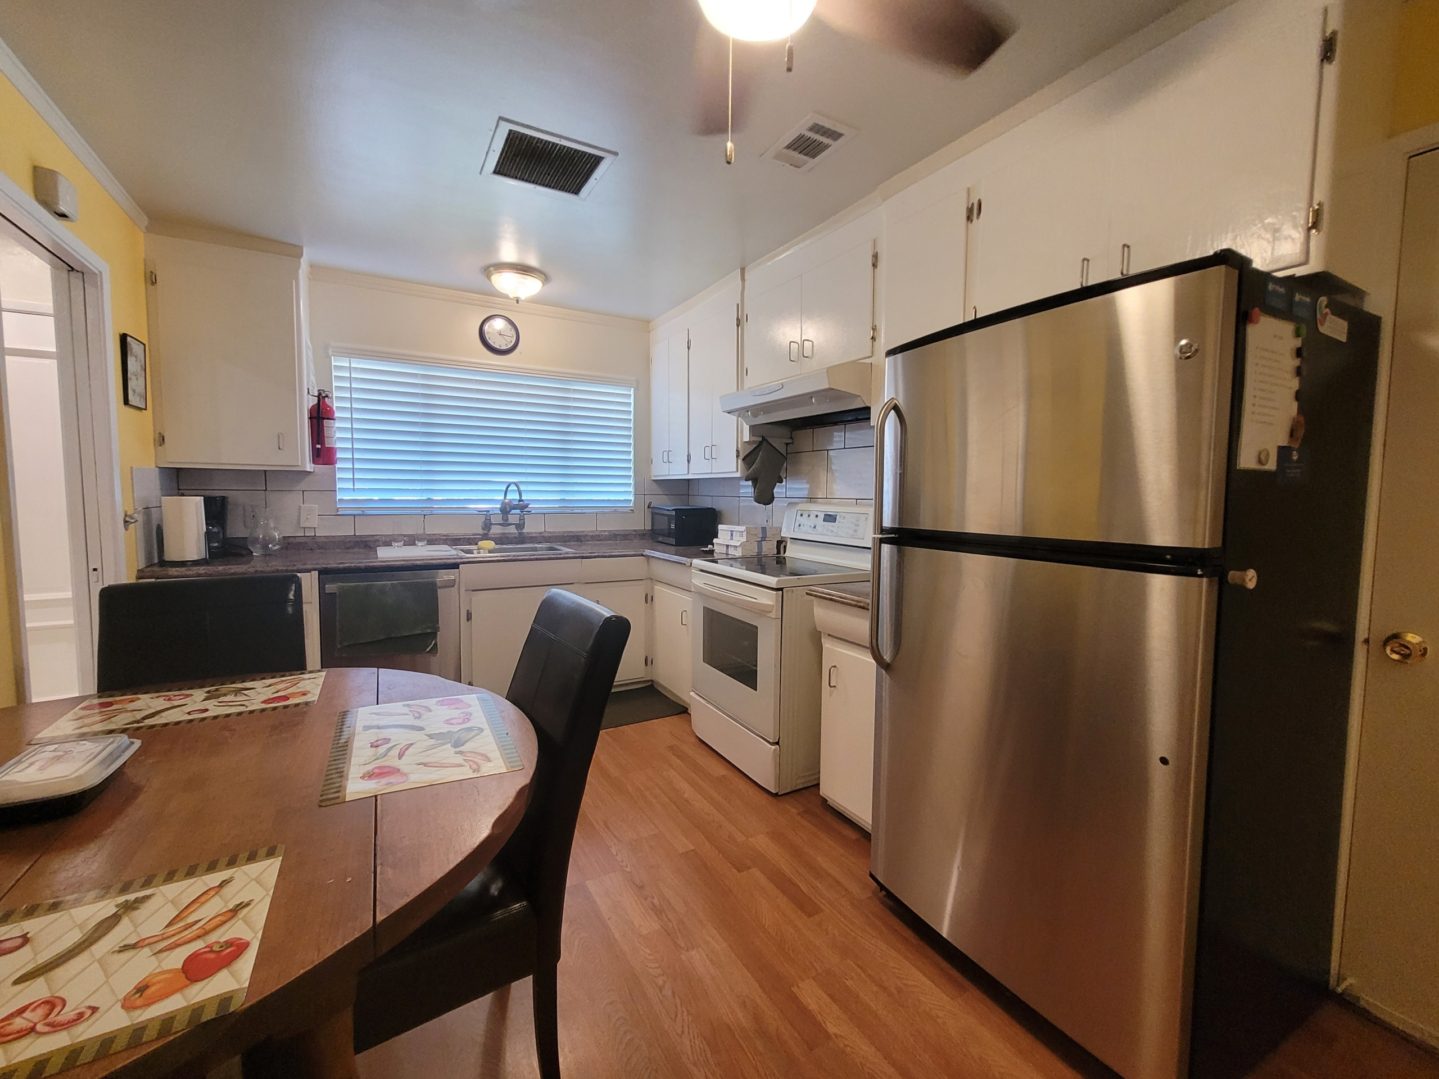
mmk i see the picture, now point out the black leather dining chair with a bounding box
[353,589,630,1078]
[95,574,308,692]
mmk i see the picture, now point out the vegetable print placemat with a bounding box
[321,694,523,805]
[34,673,328,743]
[0,846,281,1078]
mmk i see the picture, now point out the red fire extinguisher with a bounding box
[309,389,338,466]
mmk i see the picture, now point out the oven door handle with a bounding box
[693,577,780,617]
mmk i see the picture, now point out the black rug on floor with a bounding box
[602,686,687,730]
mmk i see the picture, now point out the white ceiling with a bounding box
[1,0,1190,319]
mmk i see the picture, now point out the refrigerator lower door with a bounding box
[871,543,1217,1079]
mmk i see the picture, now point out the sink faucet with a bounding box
[482,482,529,537]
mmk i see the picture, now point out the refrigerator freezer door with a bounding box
[884,265,1237,549]
[871,544,1216,1079]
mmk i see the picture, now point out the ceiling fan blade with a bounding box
[815,0,1014,73]
[691,27,763,137]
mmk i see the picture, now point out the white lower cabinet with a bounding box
[820,636,876,830]
[650,582,692,701]
[569,580,650,685]
[466,584,553,693]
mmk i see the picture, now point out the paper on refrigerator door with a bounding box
[1237,312,1301,472]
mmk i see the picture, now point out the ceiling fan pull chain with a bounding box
[725,35,735,165]
[785,37,794,72]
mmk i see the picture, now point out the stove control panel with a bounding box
[784,504,873,545]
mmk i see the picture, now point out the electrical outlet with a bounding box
[299,503,319,529]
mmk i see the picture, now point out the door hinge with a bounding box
[966,201,975,223]
[147,270,158,286]
[466,609,472,622]
[1320,29,1337,64]
[1308,201,1325,233]
[156,431,166,447]
[966,198,983,223]
[871,250,879,269]
[870,324,877,344]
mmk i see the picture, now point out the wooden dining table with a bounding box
[0,669,537,1078]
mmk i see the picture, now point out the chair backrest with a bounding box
[96,574,308,692]
[502,588,630,961]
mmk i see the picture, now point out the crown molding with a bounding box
[0,34,148,230]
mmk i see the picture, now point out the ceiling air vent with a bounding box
[763,114,856,172]
[481,118,617,199]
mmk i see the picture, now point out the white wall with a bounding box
[167,266,690,541]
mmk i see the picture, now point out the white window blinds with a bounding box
[332,354,635,512]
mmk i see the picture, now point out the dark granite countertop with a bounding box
[137,532,712,579]
[805,581,872,610]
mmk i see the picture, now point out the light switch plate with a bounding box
[299,503,319,528]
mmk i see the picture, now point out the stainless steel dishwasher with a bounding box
[319,568,461,680]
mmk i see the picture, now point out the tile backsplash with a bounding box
[689,420,875,527]
[131,420,870,566]
[132,464,690,565]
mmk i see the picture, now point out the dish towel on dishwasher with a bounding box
[333,580,440,654]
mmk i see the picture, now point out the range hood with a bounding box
[720,360,872,426]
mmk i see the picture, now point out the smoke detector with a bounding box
[481,118,617,199]
[763,114,856,172]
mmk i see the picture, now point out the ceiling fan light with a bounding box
[485,263,548,301]
[698,0,817,42]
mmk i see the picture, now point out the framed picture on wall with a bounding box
[121,333,147,410]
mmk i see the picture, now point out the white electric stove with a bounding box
[689,503,873,793]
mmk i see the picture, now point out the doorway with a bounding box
[0,219,100,700]
[1339,148,1439,1048]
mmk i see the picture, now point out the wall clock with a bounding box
[479,313,520,356]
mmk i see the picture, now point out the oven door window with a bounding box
[702,606,760,689]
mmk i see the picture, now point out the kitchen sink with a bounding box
[452,543,575,556]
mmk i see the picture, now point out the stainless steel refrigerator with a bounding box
[869,253,1377,1079]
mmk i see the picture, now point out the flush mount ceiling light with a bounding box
[485,264,548,302]
[698,0,816,41]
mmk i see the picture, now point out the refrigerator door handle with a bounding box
[870,538,900,669]
[872,397,906,530]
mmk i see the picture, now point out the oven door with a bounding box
[691,573,783,741]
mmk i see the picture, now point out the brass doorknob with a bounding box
[1382,632,1428,664]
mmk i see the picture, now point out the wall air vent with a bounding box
[481,118,617,199]
[763,114,856,172]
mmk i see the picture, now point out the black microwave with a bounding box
[650,505,718,546]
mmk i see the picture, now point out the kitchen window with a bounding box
[331,353,634,512]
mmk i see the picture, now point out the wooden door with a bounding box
[1340,149,1439,1048]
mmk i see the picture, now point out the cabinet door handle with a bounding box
[788,340,799,363]
[277,433,285,451]
[1080,257,1090,287]
[1120,243,1132,276]
[680,609,688,627]
[971,306,978,320]
[801,338,814,359]
[827,664,838,689]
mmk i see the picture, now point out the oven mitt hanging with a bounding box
[742,437,788,506]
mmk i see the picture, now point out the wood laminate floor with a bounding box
[357,715,1439,1079]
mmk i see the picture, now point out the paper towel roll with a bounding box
[161,496,208,563]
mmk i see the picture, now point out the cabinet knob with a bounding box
[1382,632,1428,664]
[1226,568,1258,590]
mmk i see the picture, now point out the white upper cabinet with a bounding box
[686,287,740,476]
[968,125,1113,319]
[649,273,740,479]
[146,234,310,470]
[649,332,688,477]
[1105,0,1329,276]
[744,209,878,387]
[742,274,802,387]
[881,182,972,351]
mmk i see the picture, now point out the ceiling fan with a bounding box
[693,0,1015,163]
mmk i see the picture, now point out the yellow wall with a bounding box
[0,70,151,704]
[1393,0,1439,134]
